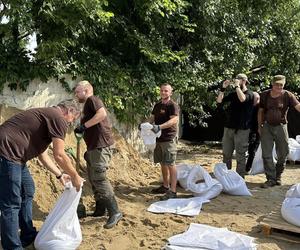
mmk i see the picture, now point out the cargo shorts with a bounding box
[154,140,177,165]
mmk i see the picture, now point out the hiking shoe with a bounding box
[160,190,177,200]
[151,185,169,194]
[260,180,276,188]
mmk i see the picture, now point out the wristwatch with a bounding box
[234,85,240,89]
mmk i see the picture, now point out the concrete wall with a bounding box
[0,77,145,152]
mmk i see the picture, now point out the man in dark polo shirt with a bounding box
[74,80,122,229]
[258,75,300,188]
[0,99,83,250]
[145,83,179,200]
[217,73,254,178]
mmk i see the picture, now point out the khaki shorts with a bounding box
[154,140,177,165]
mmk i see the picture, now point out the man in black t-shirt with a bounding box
[216,73,254,178]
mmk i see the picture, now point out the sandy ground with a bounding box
[1,131,300,250]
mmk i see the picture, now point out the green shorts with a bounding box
[154,140,177,165]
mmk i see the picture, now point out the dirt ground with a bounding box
[0,106,300,250]
[24,138,300,250]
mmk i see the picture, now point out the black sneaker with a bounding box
[260,180,276,188]
[160,190,177,200]
[276,179,282,186]
[151,185,169,194]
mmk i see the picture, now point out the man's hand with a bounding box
[151,124,161,133]
[222,79,231,88]
[233,79,241,88]
[74,124,86,134]
[72,174,84,192]
[59,173,71,186]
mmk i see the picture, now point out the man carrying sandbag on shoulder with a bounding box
[0,99,83,250]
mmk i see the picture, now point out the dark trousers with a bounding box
[84,147,115,201]
[0,156,37,250]
[246,130,260,172]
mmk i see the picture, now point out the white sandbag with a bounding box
[214,163,252,196]
[165,223,257,250]
[186,166,223,200]
[281,183,300,227]
[147,197,209,216]
[176,164,194,190]
[288,138,300,161]
[34,182,82,250]
[249,143,277,175]
[296,135,300,144]
[140,122,161,150]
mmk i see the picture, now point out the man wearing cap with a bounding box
[217,73,254,178]
[258,75,300,188]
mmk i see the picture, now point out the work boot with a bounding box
[104,196,123,229]
[151,185,169,194]
[77,200,87,219]
[276,173,282,186]
[160,190,177,200]
[87,199,106,217]
[260,180,276,188]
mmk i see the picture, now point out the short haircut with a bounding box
[160,83,173,91]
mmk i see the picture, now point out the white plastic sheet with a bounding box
[214,163,251,196]
[140,122,161,150]
[186,166,223,200]
[281,183,300,227]
[147,197,209,216]
[164,223,257,250]
[34,182,82,250]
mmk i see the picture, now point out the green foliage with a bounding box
[1,0,300,126]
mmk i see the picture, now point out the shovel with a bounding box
[75,132,87,219]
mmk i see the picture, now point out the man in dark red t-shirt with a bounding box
[144,83,179,200]
[258,75,300,188]
[74,80,122,229]
[0,100,82,250]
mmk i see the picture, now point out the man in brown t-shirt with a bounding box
[74,80,122,229]
[258,75,300,188]
[143,83,179,200]
[0,99,83,250]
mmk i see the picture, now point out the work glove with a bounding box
[74,124,86,134]
[151,124,161,134]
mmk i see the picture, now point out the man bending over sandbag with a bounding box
[0,100,83,250]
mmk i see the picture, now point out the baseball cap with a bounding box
[235,73,249,82]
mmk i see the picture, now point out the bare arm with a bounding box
[83,107,107,128]
[235,87,246,102]
[52,138,82,191]
[159,115,178,129]
[38,151,71,185]
[38,150,64,177]
[233,79,246,102]
[294,103,300,112]
[216,80,230,103]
